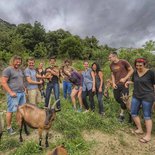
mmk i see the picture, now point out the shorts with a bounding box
[7,92,26,112]
[131,97,153,120]
[27,88,41,104]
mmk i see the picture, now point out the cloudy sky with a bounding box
[0,0,155,48]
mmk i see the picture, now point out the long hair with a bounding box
[9,55,22,66]
[91,62,101,74]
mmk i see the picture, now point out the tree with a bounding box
[33,42,47,58]
[0,31,11,51]
[142,40,155,52]
[83,36,99,49]
[9,35,27,56]
[45,29,71,57]
[15,21,46,53]
[60,36,84,59]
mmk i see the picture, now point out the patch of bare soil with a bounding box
[83,129,155,155]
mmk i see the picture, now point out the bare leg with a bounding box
[142,119,152,141]
[6,112,12,128]
[78,89,83,109]
[132,116,143,133]
[71,88,78,110]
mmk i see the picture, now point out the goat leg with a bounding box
[19,121,23,142]
[45,131,49,147]
[23,121,30,136]
[0,133,2,140]
[38,128,43,150]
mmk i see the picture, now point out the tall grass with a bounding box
[0,59,137,154]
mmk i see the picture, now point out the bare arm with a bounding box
[111,73,117,89]
[26,77,42,85]
[98,71,103,92]
[1,77,16,97]
[91,71,95,92]
[50,68,59,77]
[120,66,134,83]
[125,81,133,88]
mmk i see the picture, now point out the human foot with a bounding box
[134,129,144,134]
[139,137,151,143]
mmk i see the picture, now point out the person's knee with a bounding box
[70,93,75,99]
[143,111,152,120]
[77,95,82,100]
[131,108,138,117]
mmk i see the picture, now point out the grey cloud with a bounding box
[0,0,155,48]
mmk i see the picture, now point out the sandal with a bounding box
[139,138,150,143]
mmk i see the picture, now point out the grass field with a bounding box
[0,59,155,155]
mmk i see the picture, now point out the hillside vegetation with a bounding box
[0,19,155,155]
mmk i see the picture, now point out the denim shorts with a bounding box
[7,92,26,112]
[131,97,153,120]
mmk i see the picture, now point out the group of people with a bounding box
[1,52,155,143]
[109,52,155,143]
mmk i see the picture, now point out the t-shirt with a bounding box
[24,68,38,90]
[110,59,130,84]
[2,66,25,92]
[132,70,155,102]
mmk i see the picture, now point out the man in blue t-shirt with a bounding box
[24,57,43,104]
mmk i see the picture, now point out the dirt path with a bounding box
[83,129,155,155]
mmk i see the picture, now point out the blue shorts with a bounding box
[131,97,153,120]
[7,92,26,112]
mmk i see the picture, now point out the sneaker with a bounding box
[83,110,89,113]
[72,106,77,111]
[100,112,105,117]
[77,108,82,112]
[118,115,125,123]
[7,128,16,135]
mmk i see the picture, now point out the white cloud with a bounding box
[0,0,155,48]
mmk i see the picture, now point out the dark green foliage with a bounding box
[1,18,155,64]
[60,36,84,59]
[119,48,155,68]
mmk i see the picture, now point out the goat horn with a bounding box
[51,99,60,109]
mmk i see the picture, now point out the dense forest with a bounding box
[1,18,155,155]
[0,18,155,68]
